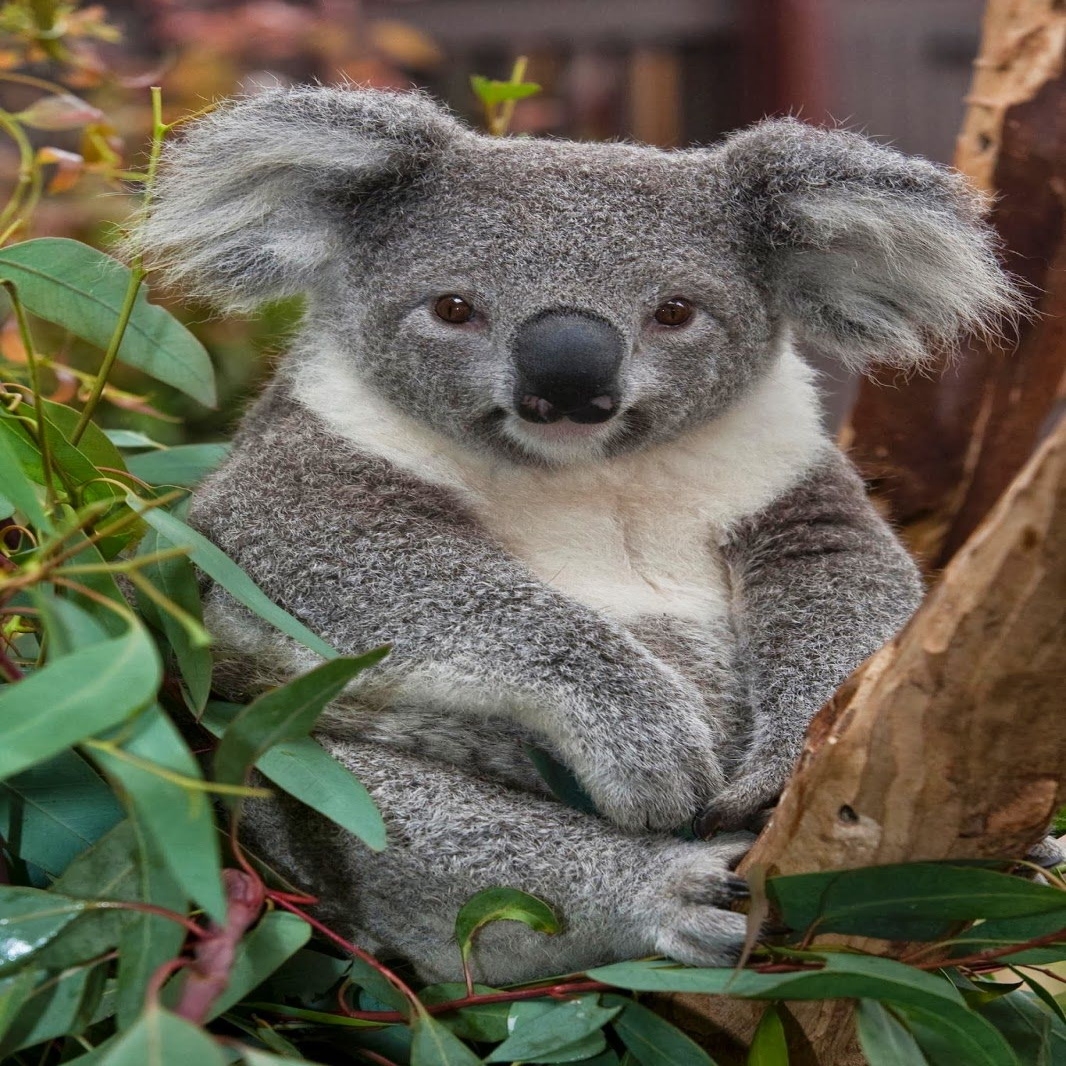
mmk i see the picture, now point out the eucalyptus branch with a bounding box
[0,110,35,233]
[71,86,166,444]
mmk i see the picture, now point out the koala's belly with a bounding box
[468,480,732,625]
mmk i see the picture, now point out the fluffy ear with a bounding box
[137,87,466,311]
[718,118,1020,370]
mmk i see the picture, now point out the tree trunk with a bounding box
[842,0,1066,571]
[659,4,1066,1058]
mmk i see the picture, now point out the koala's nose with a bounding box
[512,311,624,424]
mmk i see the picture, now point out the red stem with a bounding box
[92,899,206,939]
[266,892,423,1015]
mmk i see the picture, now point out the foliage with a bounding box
[0,4,1065,1064]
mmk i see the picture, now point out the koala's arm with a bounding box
[240,735,751,985]
[702,448,923,830]
[193,389,726,832]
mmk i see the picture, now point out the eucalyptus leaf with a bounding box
[0,415,50,530]
[0,887,90,973]
[130,497,339,660]
[411,1008,485,1065]
[769,863,1066,941]
[0,959,107,1053]
[87,703,227,923]
[94,1001,229,1065]
[746,1004,788,1065]
[469,75,542,105]
[420,983,511,1043]
[0,239,216,406]
[214,652,387,794]
[607,996,716,1066]
[0,749,122,878]
[0,966,39,1044]
[128,443,230,488]
[486,995,621,1063]
[455,886,559,967]
[0,619,161,781]
[856,1000,929,1065]
[897,1000,1020,1066]
[588,954,964,1011]
[137,527,212,710]
[202,702,386,851]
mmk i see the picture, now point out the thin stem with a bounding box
[89,899,205,939]
[71,85,166,445]
[83,738,271,799]
[70,266,143,445]
[1,282,55,509]
[266,893,424,1017]
[496,55,529,136]
[0,110,35,232]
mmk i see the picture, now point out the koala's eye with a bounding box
[434,295,475,324]
[654,297,694,327]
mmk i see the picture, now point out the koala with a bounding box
[141,87,1016,984]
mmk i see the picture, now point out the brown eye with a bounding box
[654,297,693,327]
[435,294,474,324]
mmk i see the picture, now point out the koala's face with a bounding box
[145,88,1012,466]
[331,140,773,464]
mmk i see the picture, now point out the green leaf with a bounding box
[0,749,123,878]
[0,416,50,530]
[88,704,227,923]
[525,746,599,816]
[0,887,90,973]
[345,954,411,1014]
[856,1000,929,1065]
[420,983,510,1043]
[202,702,387,851]
[485,995,622,1063]
[0,960,107,1053]
[976,988,1066,1066]
[128,443,230,488]
[105,429,165,450]
[214,653,388,794]
[164,911,311,1021]
[0,239,216,407]
[411,1008,485,1065]
[137,527,212,711]
[769,863,1066,941]
[898,1001,1020,1066]
[746,1004,788,1065]
[41,399,127,476]
[952,911,1066,962]
[34,591,110,655]
[607,996,716,1066]
[94,1001,229,1065]
[470,75,541,105]
[0,966,39,1044]
[0,619,161,781]
[115,820,186,1028]
[588,953,964,1011]
[240,1051,312,1066]
[455,887,559,968]
[130,497,339,660]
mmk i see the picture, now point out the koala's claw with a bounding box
[645,836,756,967]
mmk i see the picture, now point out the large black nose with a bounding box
[512,311,624,425]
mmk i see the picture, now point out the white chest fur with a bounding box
[296,344,827,624]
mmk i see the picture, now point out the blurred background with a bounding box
[0,0,988,440]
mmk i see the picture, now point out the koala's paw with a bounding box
[644,833,755,967]
[583,724,728,833]
[1026,836,1065,870]
[695,763,787,836]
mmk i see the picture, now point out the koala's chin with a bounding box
[499,412,620,466]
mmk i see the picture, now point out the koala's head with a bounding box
[142,87,1015,465]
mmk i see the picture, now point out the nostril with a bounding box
[567,397,616,424]
[518,395,561,423]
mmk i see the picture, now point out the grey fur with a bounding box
[140,87,1015,981]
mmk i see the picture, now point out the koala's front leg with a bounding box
[240,737,752,985]
[700,448,923,832]
[194,409,727,832]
